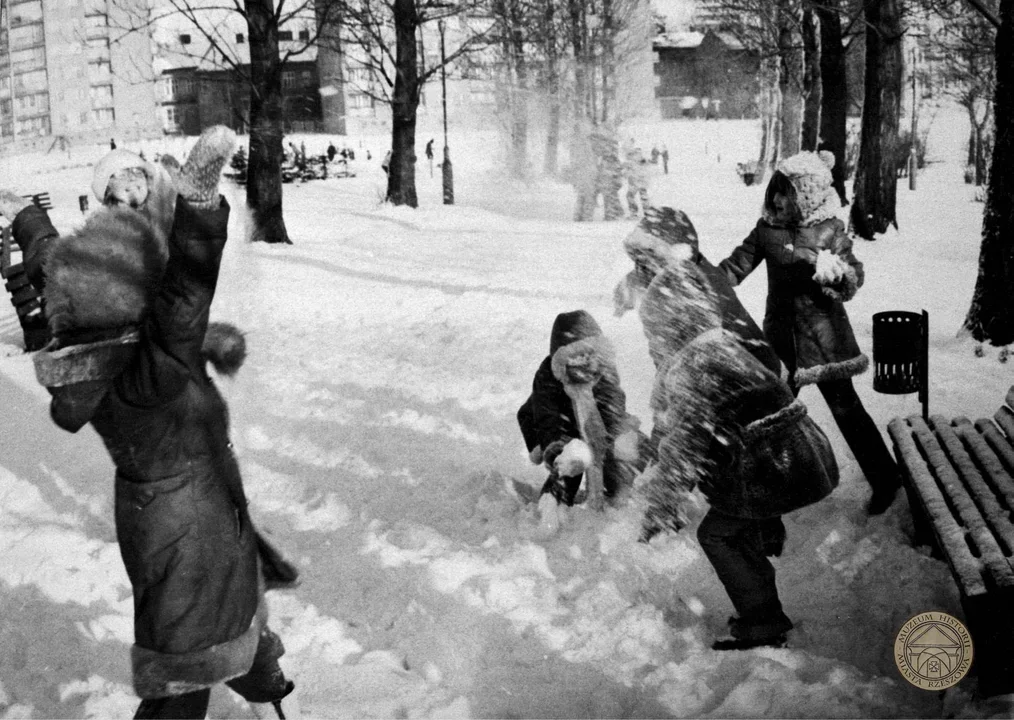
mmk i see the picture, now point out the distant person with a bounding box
[661,145,669,174]
[425,139,434,177]
[110,138,117,150]
[650,145,660,164]
[718,150,901,515]
[382,149,392,176]
[327,142,337,162]
[623,140,650,218]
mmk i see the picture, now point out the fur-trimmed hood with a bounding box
[551,334,616,386]
[763,151,841,228]
[45,163,177,340]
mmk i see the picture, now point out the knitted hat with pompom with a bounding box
[774,150,839,226]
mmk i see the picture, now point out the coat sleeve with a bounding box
[718,223,765,288]
[531,360,577,450]
[828,219,865,291]
[10,204,59,292]
[114,196,231,407]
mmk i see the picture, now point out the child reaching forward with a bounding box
[717,151,901,515]
[638,258,839,651]
[517,310,643,523]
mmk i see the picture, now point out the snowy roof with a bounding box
[654,30,704,49]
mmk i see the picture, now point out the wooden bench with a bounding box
[1,193,52,351]
[888,388,1014,697]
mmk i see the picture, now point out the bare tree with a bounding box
[111,0,335,244]
[814,0,850,203]
[800,4,820,151]
[326,0,487,207]
[849,0,903,239]
[960,0,1014,345]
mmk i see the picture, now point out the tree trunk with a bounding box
[815,2,849,204]
[778,2,803,159]
[568,0,588,120]
[962,2,1014,345]
[801,6,821,152]
[850,0,903,239]
[245,0,291,244]
[508,0,528,179]
[543,1,560,177]
[388,0,419,208]
[600,0,615,123]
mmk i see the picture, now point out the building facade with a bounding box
[653,29,761,119]
[0,0,160,149]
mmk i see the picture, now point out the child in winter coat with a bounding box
[0,128,300,720]
[637,256,839,651]
[615,206,780,373]
[718,150,901,515]
[517,310,643,516]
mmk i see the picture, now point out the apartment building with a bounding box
[0,0,160,148]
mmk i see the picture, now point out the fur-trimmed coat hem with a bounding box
[131,599,266,699]
[793,353,869,387]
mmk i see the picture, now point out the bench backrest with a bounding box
[22,192,52,211]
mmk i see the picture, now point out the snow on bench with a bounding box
[888,386,1014,696]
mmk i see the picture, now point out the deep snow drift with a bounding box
[0,106,1011,718]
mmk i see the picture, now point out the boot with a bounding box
[712,633,788,651]
[250,681,301,720]
[867,481,900,516]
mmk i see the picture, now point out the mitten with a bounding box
[542,439,568,470]
[528,445,544,465]
[555,438,592,477]
[174,126,237,209]
[0,189,31,219]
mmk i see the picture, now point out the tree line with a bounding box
[111,0,1010,347]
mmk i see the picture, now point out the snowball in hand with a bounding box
[555,438,593,477]
[813,249,847,285]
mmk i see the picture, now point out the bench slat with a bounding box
[978,418,1014,476]
[1006,385,1014,412]
[888,417,988,596]
[996,406,1014,446]
[965,419,1014,509]
[927,416,1014,586]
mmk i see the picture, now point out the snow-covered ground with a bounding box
[1,106,1011,719]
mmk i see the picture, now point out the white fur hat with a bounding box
[775,150,838,225]
[91,149,151,202]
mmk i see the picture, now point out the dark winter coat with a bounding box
[642,329,838,536]
[719,216,867,387]
[24,199,278,699]
[10,204,58,292]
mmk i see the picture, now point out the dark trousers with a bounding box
[697,510,788,626]
[134,626,292,719]
[794,378,898,493]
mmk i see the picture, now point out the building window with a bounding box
[281,71,295,88]
[300,70,312,85]
[236,33,245,44]
[180,34,191,45]
[90,84,114,107]
[278,30,293,41]
[92,107,115,126]
[298,29,309,41]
